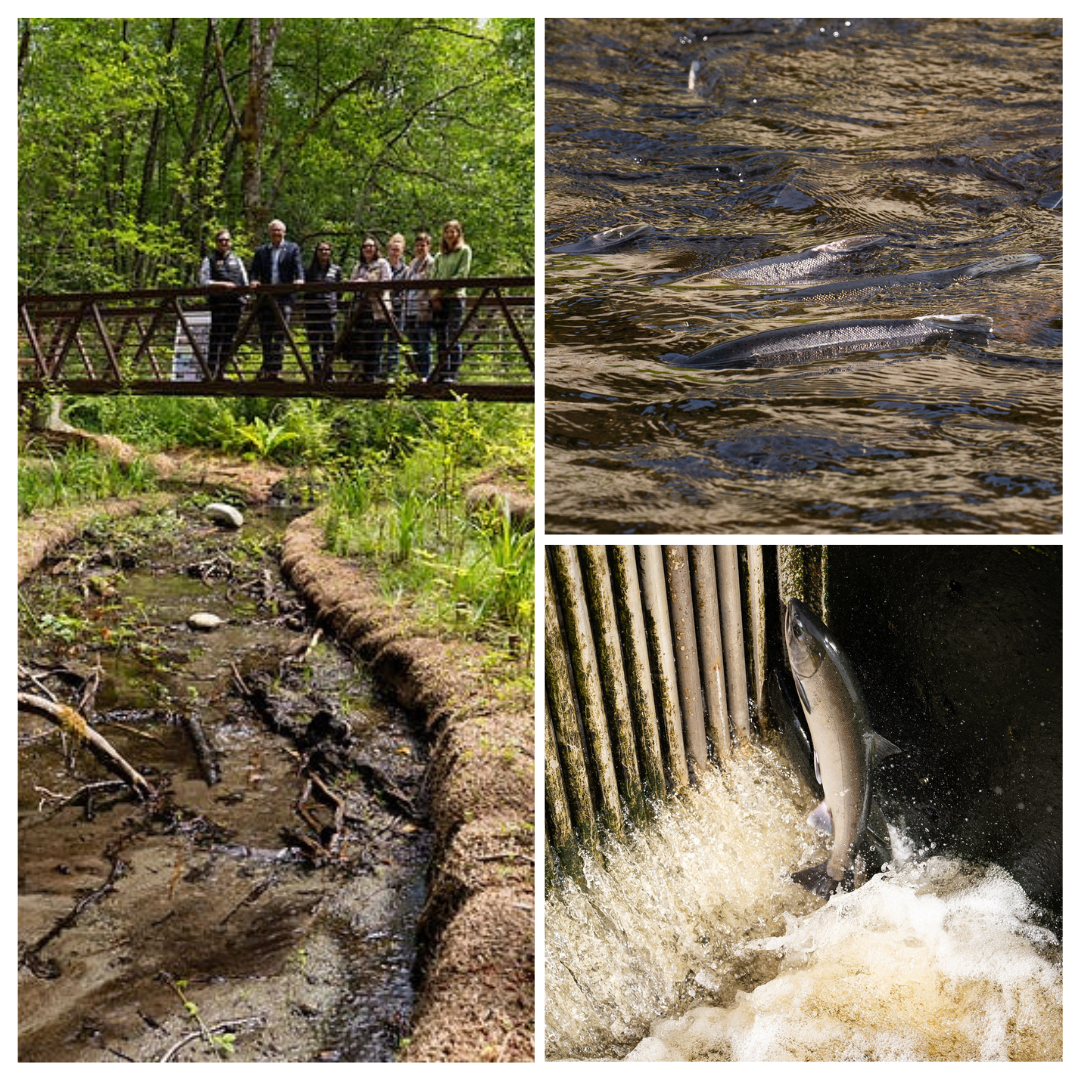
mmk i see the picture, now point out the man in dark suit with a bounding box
[249,218,304,378]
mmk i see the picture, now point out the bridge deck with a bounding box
[19,277,534,402]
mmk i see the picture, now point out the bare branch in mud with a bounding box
[18,692,157,799]
[178,711,221,786]
[20,854,127,977]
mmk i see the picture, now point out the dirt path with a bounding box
[17,446,535,1062]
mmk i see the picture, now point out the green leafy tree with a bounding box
[18,18,534,292]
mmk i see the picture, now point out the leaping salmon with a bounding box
[784,598,901,898]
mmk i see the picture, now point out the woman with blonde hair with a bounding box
[431,219,472,383]
[384,232,410,379]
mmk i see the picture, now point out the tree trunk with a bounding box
[240,18,283,239]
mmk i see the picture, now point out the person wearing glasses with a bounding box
[431,219,472,384]
[198,229,248,380]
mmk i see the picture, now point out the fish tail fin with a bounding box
[814,234,888,254]
[962,253,1043,278]
[866,799,893,855]
[916,313,994,340]
[792,861,841,898]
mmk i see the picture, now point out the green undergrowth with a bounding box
[19,392,535,673]
[18,442,159,517]
[322,394,534,659]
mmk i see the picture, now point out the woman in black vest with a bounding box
[198,230,248,379]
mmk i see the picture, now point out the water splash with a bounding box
[545,748,1061,1061]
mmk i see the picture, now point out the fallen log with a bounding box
[18,692,156,799]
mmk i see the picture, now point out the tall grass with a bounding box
[323,397,534,644]
[22,392,534,646]
[18,445,158,516]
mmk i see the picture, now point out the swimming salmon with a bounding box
[775,253,1042,302]
[550,223,657,253]
[685,234,888,285]
[660,313,993,370]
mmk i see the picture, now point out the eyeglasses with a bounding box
[216,236,231,243]
[363,243,376,249]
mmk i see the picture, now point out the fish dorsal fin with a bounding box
[871,732,901,764]
[812,234,887,255]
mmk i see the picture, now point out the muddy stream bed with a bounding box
[18,501,432,1062]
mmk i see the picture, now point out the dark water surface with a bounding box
[545,18,1062,534]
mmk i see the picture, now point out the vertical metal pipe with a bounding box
[637,545,689,788]
[747,544,767,729]
[549,546,624,839]
[546,695,584,883]
[608,545,667,804]
[715,545,751,742]
[778,544,827,614]
[690,544,731,759]
[663,545,708,781]
[544,556,599,854]
[579,545,647,825]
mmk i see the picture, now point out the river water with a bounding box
[545,18,1062,533]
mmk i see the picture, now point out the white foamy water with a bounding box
[545,748,1062,1062]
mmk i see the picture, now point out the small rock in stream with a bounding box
[205,502,244,528]
[187,611,225,632]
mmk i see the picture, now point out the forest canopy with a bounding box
[17,18,534,293]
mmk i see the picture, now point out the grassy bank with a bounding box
[18,393,534,655]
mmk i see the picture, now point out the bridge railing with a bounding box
[19,276,534,400]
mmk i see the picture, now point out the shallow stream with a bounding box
[18,502,430,1062]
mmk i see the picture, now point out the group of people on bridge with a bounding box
[198,218,473,384]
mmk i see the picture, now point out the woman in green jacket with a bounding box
[431,219,472,383]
